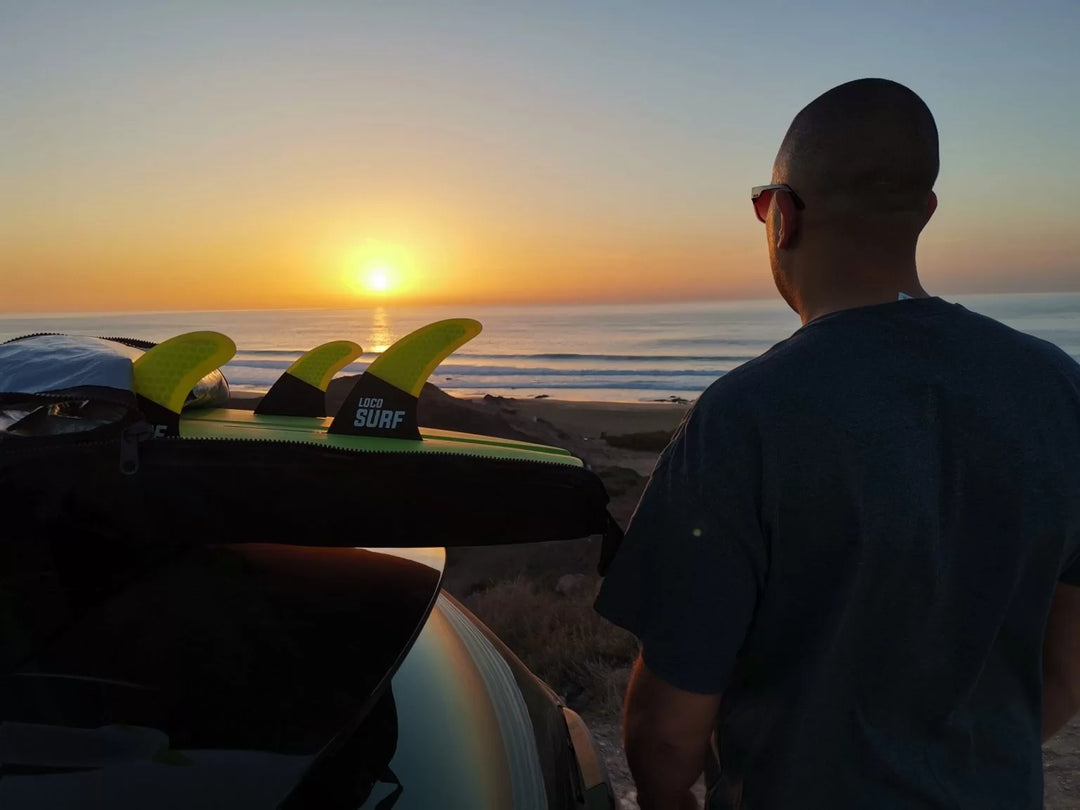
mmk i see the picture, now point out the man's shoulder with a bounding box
[696,330,814,407]
[958,305,1079,369]
[697,298,1080,407]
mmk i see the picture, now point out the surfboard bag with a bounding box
[0,334,613,550]
[0,333,230,434]
[1,422,613,546]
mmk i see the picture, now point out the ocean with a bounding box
[2,293,1079,403]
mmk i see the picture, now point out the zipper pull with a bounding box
[120,422,154,475]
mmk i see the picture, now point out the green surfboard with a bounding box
[173,319,578,466]
[180,409,576,463]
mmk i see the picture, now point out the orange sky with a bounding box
[3,4,1079,314]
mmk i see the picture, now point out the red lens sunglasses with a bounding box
[751,184,805,223]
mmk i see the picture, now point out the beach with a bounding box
[330,386,1079,810]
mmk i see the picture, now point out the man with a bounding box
[595,78,1080,809]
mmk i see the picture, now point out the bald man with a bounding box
[596,79,1080,809]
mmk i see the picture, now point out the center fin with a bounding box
[255,340,363,417]
[328,318,481,440]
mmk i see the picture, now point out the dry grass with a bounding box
[464,576,638,713]
[601,430,674,453]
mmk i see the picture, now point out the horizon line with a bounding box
[3,288,1080,320]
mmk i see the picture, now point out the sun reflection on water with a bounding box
[368,306,393,353]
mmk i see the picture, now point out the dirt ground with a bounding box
[587,712,1080,809]
[1044,717,1080,807]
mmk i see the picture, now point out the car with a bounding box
[0,543,614,809]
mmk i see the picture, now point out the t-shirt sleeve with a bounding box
[594,393,767,695]
[1062,551,1080,586]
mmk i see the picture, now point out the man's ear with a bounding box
[926,190,938,220]
[775,190,801,249]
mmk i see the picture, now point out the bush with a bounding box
[602,430,674,453]
[464,576,639,713]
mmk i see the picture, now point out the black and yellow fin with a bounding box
[133,331,236,437]
[254,340,363,417]
[328,318,481,440]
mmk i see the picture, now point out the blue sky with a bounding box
[3,1,1078,311]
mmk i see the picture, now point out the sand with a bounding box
[501,397,690,437]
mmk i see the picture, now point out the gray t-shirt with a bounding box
[596,297,1080,809]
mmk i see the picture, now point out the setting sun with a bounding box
[339,239,419,300]
[366,266,393,293]
[344,262,398,297]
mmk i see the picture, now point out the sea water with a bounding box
[1,293,1078,403]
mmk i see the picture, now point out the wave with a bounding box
[650,336,777,347]
[225,360,729,379]
[437,379,708,391]
[230,350,760,363]
[447,352,761,362]
[230,378,712,394]
[430,366,723,378]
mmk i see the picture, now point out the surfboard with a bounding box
[177,319,576,464]
[1,324,613,550]
[179,410,576,463]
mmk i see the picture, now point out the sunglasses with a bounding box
[751,183,805,222]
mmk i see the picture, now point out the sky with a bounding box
[3,1,1079,313]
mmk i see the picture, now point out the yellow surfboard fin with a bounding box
[286,340,364,391]
[255,340,363,417]
[133,331,236,436]
[328,318,481,439]
[365,319,481,398]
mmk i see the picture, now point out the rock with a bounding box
[324,379,539,442]
[594,466,647,497]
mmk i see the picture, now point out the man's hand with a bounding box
[623,653,722,810]
[1044,582,1080,740]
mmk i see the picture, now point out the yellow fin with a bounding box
[366,318,481,397]
[285,340,363,390]
[133,331,236,414]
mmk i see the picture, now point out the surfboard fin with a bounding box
[132,331,236,438]
[255,340,363,417]
[328,318,481,440]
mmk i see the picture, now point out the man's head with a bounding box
[759,78,939,321]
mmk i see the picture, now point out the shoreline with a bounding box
[469,396,690,437]
[225,389,691,440]
[227,388,694,406]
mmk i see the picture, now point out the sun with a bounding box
[367,266,392,293]
[350,262,398,296]
[341,240,414,299]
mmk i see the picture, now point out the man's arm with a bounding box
[623,653,722,810]
[1043,582,1080,741]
